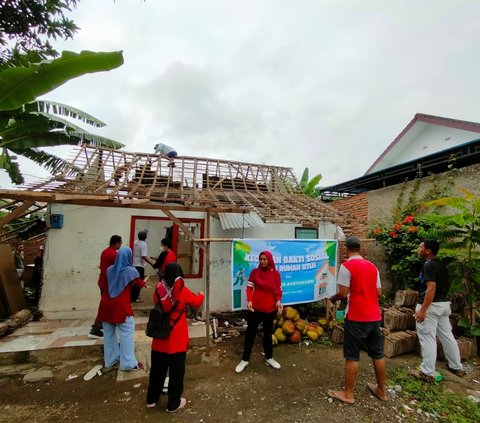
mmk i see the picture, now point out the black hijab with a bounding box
[163,263,184,288]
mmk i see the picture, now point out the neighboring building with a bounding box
[322,113,480,197]
[0,146,348,319]
[321,113,480,289]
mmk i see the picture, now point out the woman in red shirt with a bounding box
[146,263,204,413]
[235,250,283,373]
[97,246,146,371]
[152,238,177,278]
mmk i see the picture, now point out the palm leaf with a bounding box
[304,173,322,194]
[27,100,106,128]
[0,50,124,111]
[0,153,24,184]
[1,114,124,150]
[9,147,78,176]
[300,167,309,188]
[68,131,124,149]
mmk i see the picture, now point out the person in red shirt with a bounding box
[97,246,146,372]
[235,250,283,373]
[146,263,204,413]
[89,235,122,338]
[151,238,177,278]
[328,236,387,404]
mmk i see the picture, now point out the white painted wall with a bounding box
[41,203,338,318]
[208,218,337,311]
[369,123,480,173]
[41,204,205,319]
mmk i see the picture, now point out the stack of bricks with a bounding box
[382,290,419,358]
[383,290,476,360]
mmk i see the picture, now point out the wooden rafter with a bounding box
[1,146,346,227]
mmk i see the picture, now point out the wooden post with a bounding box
[205,211,211,349]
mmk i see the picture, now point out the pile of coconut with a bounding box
[272,306,331,345]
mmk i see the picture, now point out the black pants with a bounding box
[242,310,276,361]
[147,350,186,411]
[131,267,144,302]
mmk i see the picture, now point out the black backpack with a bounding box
[145,288,184,339]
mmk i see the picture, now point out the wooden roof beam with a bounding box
[0,201,34,227]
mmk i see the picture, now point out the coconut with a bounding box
[274,328,287,342]
[316,326,324,336]
[318,318,328,326]
[288,330,302,344]
[295,319,308,334]
[306,328,319,341]
[272,334,278,346]
[282,306,298,321]
[277,317,284,327]
[293,310,301,321]
[282,320,295,336]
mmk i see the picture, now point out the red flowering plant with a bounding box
[369,214,432,293]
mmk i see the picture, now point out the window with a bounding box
[295,227,318,239]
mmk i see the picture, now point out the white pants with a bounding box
[416,302,463,376]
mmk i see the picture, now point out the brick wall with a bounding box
[330,192,369,238]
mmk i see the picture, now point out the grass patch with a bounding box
[392,368,480,422]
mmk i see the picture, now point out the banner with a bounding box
[232,239,337,310]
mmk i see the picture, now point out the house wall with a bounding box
[208,218,338,311]
[371,125,480,172]
[41,204,204,319]
[41,203,339,318]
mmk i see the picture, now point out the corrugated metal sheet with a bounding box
[218,212,265,230]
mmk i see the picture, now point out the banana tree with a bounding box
[0,50,125,184]
[300,167,322,199]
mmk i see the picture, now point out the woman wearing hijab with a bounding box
[235,250,283,373]
[97,246,146,371]
[146,263,204,413]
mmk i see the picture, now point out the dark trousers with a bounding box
[242,310,276,361]
[131,266,144,302]
[147,350,186,411]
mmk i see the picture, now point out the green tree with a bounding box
[300,167,322,198]
[0,50,125,184]
[0,0,79,65]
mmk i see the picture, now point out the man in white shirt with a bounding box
[132,229,154,302]
[154,143,177,167]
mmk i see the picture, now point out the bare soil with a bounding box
[0,336,479,423]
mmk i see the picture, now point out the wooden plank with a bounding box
[0,244,27,317]
[0,201,34,227]
[162,209,207,252]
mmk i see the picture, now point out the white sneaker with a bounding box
[235,360,249,373]
[265,358,281,369]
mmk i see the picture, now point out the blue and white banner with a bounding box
[232,239,337,310]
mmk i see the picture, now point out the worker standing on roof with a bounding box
[154,143,177,167]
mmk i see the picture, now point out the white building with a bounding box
[1,146,346,319]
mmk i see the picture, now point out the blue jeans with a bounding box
[103,316,138,370]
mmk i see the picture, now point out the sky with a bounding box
[2,0,480,189]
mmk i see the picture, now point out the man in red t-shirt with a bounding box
[89,235,122,338]
[328,236,387,404]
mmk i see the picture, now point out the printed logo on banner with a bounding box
[231,239,337,310]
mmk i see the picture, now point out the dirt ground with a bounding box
[0,335,479,423]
